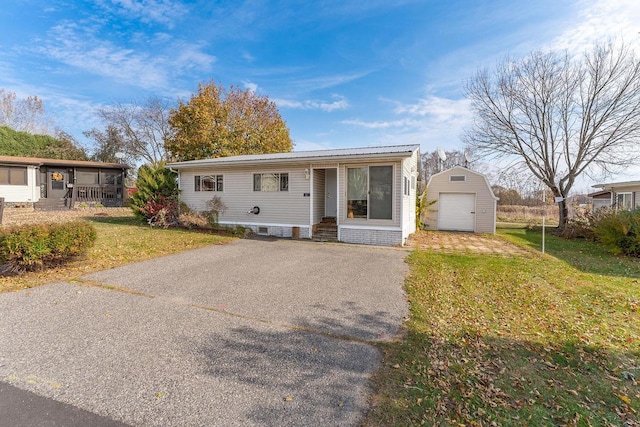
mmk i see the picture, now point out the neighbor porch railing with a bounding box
[72,184,122,205]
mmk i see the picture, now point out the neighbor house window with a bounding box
[76,169,99,185]
[450,175,466,182]
[101,170,123,186]
[616,192,632,210]
[253,173,288,192]
[195,175,223,192]
[347,165,393,220]
[0,166,27,185]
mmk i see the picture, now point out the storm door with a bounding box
[48,168,68,198]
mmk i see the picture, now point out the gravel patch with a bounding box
[409,230,532,257]
[1,207,132,227]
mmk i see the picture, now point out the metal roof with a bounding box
[592,180,640,190]
[0,155,128,169]
[166,144,420,169]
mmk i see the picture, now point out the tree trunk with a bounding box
[557,199,569,232]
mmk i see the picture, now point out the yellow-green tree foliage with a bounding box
[167,81,293,161]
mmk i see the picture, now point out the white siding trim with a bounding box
[340,225,402,231]
[309,166,314,234]
[219,221,309,228]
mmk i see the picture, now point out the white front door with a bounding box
[438,193,476,232]
[325,168,337,217]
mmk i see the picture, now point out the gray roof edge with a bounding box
[166,144,419,168]
[592,180,640,189]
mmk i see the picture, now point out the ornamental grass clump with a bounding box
[0,221,97,273]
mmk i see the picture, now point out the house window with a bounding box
[253,173,288,192]
[0,166,27,185]
[195,175,223,192]
[346,165,393,220]
[404,176,410,196]
[450,175,466,182]
[616,192,632,210]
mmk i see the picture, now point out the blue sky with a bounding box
[1,0,639,185]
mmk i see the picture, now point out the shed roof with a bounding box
[0,155,128,169]
[426,165,499,200]
[166,144,420,169]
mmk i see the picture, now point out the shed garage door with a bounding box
[438,193,475,232]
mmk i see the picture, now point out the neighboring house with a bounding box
[424,166,498,233]
[590,180,640,211]
[0,156,128,209]
[167,145,420,246]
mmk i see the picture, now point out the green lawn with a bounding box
[0,216,234,293]
[365,230,640,426]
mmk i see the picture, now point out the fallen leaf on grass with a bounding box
[617,394,631,405]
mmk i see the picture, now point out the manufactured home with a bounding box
[167,145,420,246]
[424,166,498,233]
[0,156,128,209]
[590,180,640,211]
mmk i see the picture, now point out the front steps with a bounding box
[313,217,337,241]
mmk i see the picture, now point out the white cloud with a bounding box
[242,51,255,63]
[341,118,421,129]
[290,72,371,92]
[341,95,472,150]
[275,94,348,112]
[243,81,259,93]
[552,0,640,53]
[36,22,215,90]
[104,0,188,28]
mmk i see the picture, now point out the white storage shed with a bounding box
[425,166,498,234]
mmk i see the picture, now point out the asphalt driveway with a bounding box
[0,239,409,426]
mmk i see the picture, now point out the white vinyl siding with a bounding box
[172,145,421,246]
[401,153,418,242]
[180,165,310,225]
[0,166,39,202]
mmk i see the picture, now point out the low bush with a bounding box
[178,211,208,229]
[593,208,640,256]
[204,196,228,226]
[139,196,180,228]
[0,221,97,273]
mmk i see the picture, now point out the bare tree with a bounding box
[465,41,640,229]
[97,96,174,165]
[421,149,470,181]
[0,89,51,134]
[83,125,136,168]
